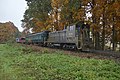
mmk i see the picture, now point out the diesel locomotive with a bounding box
[22,22,92,51]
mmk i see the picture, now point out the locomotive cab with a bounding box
[75,22,91,51]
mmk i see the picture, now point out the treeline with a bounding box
[22,0,120,51]
[0,22,19,43]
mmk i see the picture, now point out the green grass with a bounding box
[0,44,120,80]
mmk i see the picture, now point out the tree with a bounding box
[0,22,19,43]
[88,0,120,51]
[22,0,52,32]
[22,0,120,51]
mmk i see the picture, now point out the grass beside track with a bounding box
[0,44,120,80]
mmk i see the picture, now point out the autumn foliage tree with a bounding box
[22,0,52,32]
[22,0,120,51]
[92,0,120,51]
[0,22,19,43]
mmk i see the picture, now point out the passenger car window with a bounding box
[69,25,74,31]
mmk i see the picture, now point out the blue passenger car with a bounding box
[26,31,49,46]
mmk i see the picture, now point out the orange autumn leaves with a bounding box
[0,22,19,42]
[23,0,120,42]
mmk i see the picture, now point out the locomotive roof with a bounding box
[26,30,50,37]
[69,21,84,26]
[49,29,66,34]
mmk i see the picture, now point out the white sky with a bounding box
[0,0,27,32]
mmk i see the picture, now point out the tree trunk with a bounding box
[112,17,116,51]
[119,42,120,51]
[101,4,107,50]
[92,29,95,49]
[95,32,100,50]
[112,18,115,50]
[91,0,96,49]
[102,22,105,50]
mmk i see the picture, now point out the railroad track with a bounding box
[22,44,120,62]
[90,50,120,59]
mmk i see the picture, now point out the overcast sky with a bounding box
[0,0,27,32]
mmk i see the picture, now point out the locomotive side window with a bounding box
[69,25,74,31]
[83,24,90,38]
[84,29,88,38]
[76,24,80,36]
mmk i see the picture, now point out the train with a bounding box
[17,22,92,51]
[16,37,25,43]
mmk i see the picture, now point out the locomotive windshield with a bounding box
[76,23,90,35]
